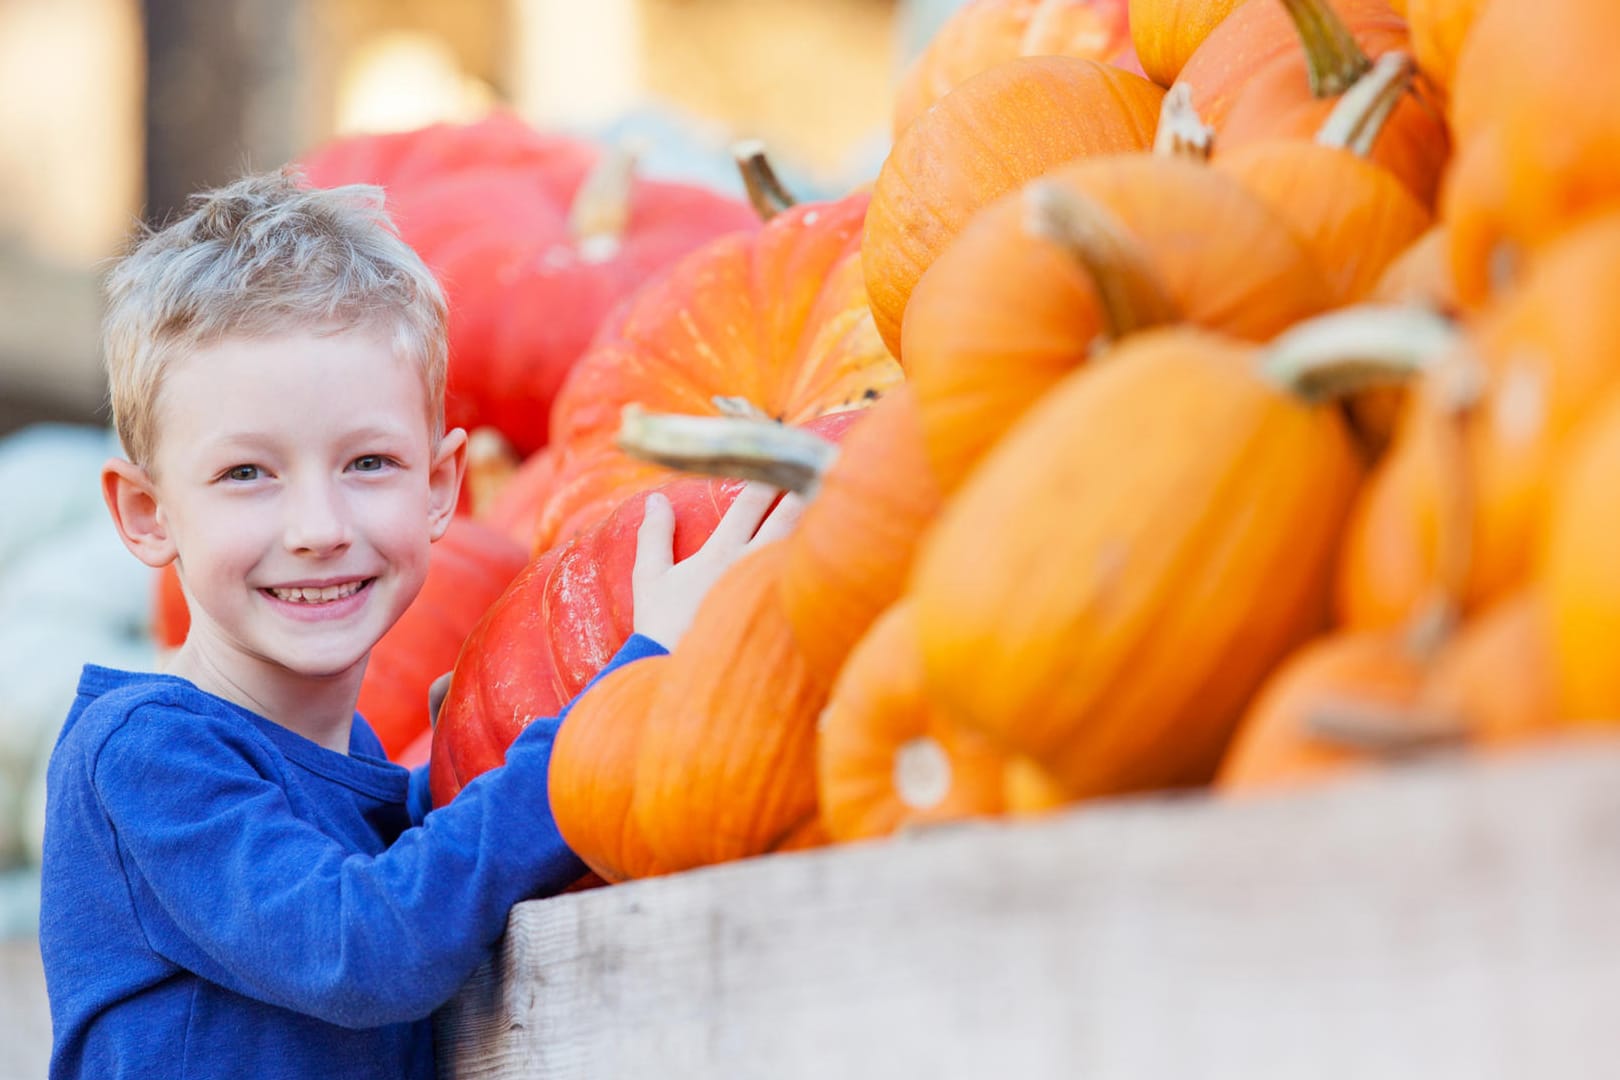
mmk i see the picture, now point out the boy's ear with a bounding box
[427,427,469,542]
[101,458,178,569]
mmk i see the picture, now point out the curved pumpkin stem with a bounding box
[1317,51,1416,157]
[1302,698,1468,755]
[1153,84,1214,161]
[569,142,638,264]
[1279,0,1373,98]
[616,405,839,496]
[1021,180,1180,346]
[1260,305,1459,403]
[732,139,797,222]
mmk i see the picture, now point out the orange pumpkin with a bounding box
[901,155,1332,491]
[1444,0,1620,305]
[818,601,1009,842]
[1370,224,1458,313]
[1403,0,1485,99]
[1422,587,1561,746]
[910,323,1388,796]
[1339,211,1620,629]
[534,191,900,550]
[863,54,1164,359]
[780,387,946,685]
[894,0,1137,136]
[1128,0,1245,86]
[631,543,827,872]
[1217,630,1438,792]
[548,655,674,883]
[1176,0,1447,207]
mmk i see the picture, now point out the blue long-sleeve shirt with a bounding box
[39,634,666,1080]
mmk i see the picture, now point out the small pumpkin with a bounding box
[1128,0,1246,86]
[863,54,1164,359]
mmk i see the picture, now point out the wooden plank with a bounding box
[438,741,1620,1079]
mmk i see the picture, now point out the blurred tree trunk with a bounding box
[141,0,320,225]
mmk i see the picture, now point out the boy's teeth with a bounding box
[271,581,364,603]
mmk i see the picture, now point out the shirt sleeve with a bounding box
[91,634,667,1029]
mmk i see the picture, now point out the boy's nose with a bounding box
[283,483,353,555]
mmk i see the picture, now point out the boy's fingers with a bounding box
[708,482,780,549]
[748,491,806,548]
[632,492,676,592]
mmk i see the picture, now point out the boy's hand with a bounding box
[631,482,804,651]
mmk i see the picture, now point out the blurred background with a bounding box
[0,0,974,435]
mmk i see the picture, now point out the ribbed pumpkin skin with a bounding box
[1370,225,1458,312]
[901,155,1333,492]
[1218,631,1428,792]
[1128,0,1244,86]
[1444,0,1620,306]
[818,601,1008,842]
[1338,212,1620,630]
[910,328,1363,795]
[894,0,1136,136]
[781,388,945,686]
[1542,388,1620,722]
[632,544,825,872]
[863,55,1163,359]
[548,655,673,883]
[534,193,899,550]
[1215,141,1433,305]
[1405,0,1484,99]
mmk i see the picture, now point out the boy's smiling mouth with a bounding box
[263,579,374,604]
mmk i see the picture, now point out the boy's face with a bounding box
[140,328,461,689]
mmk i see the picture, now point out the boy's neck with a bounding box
[163,645,364,754]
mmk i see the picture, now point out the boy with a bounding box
[38,169,799,1079]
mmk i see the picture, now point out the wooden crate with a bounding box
[438,741,1620,1079]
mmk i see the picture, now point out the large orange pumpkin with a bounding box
[893,0,1137,136]
[863,54,1164,359]
[631,543,827,872]
[1128,0,1245,87]
[909,322,1400,796]
[532,191,900,551]
[900,155,1332,491]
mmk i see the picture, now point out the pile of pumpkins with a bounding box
[157,0,1620,887]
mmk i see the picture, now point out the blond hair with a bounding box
[102,167,449,469]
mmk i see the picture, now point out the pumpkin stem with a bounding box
[1278,0,1373,98]
[569,142,637,264]
[1304,698,1468,755]
[711,395,774,421]
[616,405,838,496]
[733,139,797,221]
[1317,51,1415,156]
[1153,84,1214,160]
[1021,180,1179,346]
[1260,305,1459,403]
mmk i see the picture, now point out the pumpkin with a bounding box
[1403,0,1485,99]
[818,601,1008,842]
[1422,587,1561,746]
[863,54,1164,359]
[299,117,761,456]
[1217,629,1440,792]
[1541,385,1620,721]
[430,413,859,805]
[632,543,826,872]
[151,517,526,759]
[908,320,1421,796]
[1128,0,1245,86]
[893,0,1138,137]
[1212,52,1434,305]
[1443,0,1620,306]
[780,388,945,685]
[1370,224,1458,312]
[548,654,674,883]
[1339,211,1620,629]
[901,157,1332,490]
[1176,0,1447,207]
[532,191,900,550]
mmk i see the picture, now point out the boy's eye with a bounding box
[224,465,261,482]
[351,455,390,472]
